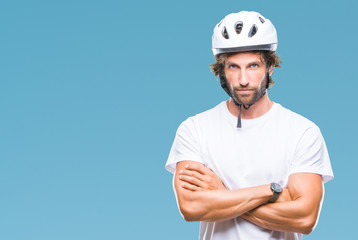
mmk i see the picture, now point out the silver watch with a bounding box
[268,182,282,203]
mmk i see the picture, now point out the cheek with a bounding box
[250,71,266,84]
[224,71,236,84]
[224,69,234,77]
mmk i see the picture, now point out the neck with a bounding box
[227,93,273,119]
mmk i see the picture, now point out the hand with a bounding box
[178,163,226,191]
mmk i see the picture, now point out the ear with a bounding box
[269,67,274,76]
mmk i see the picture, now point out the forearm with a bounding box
[174,162,323,233]
[241,199,318,234]
[241,174,323,234]
[177,184,272,222]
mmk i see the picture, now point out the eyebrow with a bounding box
[225,60,263,66]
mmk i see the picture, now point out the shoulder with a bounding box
[271,103,325,145]
[275,103,319,131]
[179,101,227,130]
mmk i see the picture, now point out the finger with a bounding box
[185,163,210,175]
[181,182,202,191]
[179,169,205,182]
[179,174,206,189]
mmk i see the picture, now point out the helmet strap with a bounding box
[237,105,242,128]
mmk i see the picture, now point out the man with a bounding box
[165,11,333,240]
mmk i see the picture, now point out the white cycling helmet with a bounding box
[212,11,278,56]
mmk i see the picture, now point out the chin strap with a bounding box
[236,103,251,128]
[237,105,242,128]
[232,90,266,128]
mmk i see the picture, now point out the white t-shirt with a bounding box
[166,101,334,240]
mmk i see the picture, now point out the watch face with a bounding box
[271,183,282,193]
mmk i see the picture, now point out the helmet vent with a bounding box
[248,25,257,37]
[259,16,265,23]
[222,27,229,39]
[235,22,243,34]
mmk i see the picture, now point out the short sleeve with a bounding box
[165,118,203,174]
[290,126,334,183]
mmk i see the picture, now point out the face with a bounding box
[224,51,272,106]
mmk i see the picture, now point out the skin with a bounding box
[225,51,274,119]
[177,162,322,234]
[175,161,288,222]
[173,51,323,234]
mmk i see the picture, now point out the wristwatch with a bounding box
[268,182,282,203]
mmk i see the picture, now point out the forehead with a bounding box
[226,51,264,64]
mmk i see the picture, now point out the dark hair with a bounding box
[210,51,281,89]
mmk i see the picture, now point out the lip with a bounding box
[236,89,253,93]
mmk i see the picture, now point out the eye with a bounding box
[228,64,238,69]
[250,63,259,68]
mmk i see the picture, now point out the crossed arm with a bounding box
[174,161,323,234]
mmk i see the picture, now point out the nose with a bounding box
[238,70,249,86]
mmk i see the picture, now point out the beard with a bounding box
[227,75,268,106]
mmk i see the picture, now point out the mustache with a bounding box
[233,87,255,91]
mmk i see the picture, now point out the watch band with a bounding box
[268,182,282,203]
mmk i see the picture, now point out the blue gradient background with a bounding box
[0,0,356,239]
